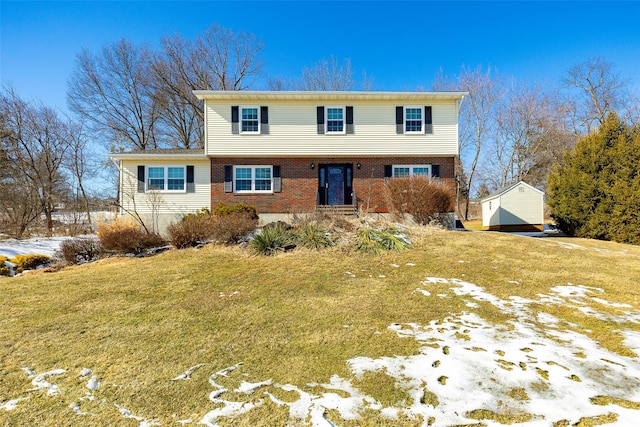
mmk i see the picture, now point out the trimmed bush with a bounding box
[213,202,259,220]
[97,219,166,255]
[249,222,293,256]
[384,176,454,226]
[168,212,216,249]
[168,210,258,248]
[58,236,103,265]
[10,254,51,274]
[210,212,258,243]
[0,256,9,276]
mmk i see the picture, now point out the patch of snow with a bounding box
[0,398,26,411]
[0,236,71,258]
[200,400,263,427]
[236,380,272,394]
[172,363,207,381]
[79,367,92,378]
[27,368,65,395]
[86,376,100,391]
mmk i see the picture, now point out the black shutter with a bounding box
[260,106,269,134]
[231,106,239,134]
[186,165,195,193]
[424,106,433,134]
[137,165,145,193]
[384,165,393,182]
[395,106,404,134]
[273,165,281,193]
[432,164,440,179]
[346,106,354,134]
[317,106,325,134]
[224,165,233,193]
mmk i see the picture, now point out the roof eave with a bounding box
[109,153,208,160]
[193,90,469,102]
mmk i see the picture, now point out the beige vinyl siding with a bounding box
[482,183,544,227]
[119,159,210,216]
[500,185,544,225]
[482,197,500,228]
[205,100,459,157]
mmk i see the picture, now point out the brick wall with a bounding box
[210,157,456,213]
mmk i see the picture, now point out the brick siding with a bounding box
[210,157,456,213]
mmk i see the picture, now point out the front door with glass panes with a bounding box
[318,164,353,205]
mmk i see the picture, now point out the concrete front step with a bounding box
[316,205,357,215]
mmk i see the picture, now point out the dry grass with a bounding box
[1,227,640,425]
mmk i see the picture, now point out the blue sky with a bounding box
[1,0,639,113]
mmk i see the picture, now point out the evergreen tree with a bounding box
[548,115,640,244]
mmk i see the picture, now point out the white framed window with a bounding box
[405,107,423,133]
[146,166,186,192]
[326,107,345,134]
[233,165,272,193]
[241,107,259,133]
[392,165,431,178]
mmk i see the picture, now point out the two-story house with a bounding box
[110,91,467,232]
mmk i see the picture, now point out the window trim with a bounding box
[325,106,346,135]
[240,106,260,134]
[145,165,187,193]
[404,106,424,134]
[391,164,432,178]
[233,165,273,193]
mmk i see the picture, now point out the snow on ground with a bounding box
[0,236,70,258]
[3,272,640,426]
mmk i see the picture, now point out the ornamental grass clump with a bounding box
[354,226,412,254]
[249,222,293,256]
[291,221,334,250]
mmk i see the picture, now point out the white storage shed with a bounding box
[481,181,544,231]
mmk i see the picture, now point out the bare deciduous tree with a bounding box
[434,65,503,219]
[490,80,556,188]
[273,56,374,91]
[1,87,71,236]
[68,39,161,151]
[148,25,264,149]
[64,120,95,230]
[563,57,631,134]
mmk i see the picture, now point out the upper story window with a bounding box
[317,106,353,134]
[392,165,431,178]
[234,165,272,193]
[231,106,268,135]
[326,107,345,133]
[241,107,259,133]
[146,166,185,192]
[405,107,423,133]
[396,106,433,134]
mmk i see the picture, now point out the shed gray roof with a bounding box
[482,181,544,201]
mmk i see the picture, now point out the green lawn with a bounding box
[1,228,640,426]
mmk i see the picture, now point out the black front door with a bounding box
[318,164,353,205]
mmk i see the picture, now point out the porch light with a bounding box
[310,162,315,169]
[356,162,361,169]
